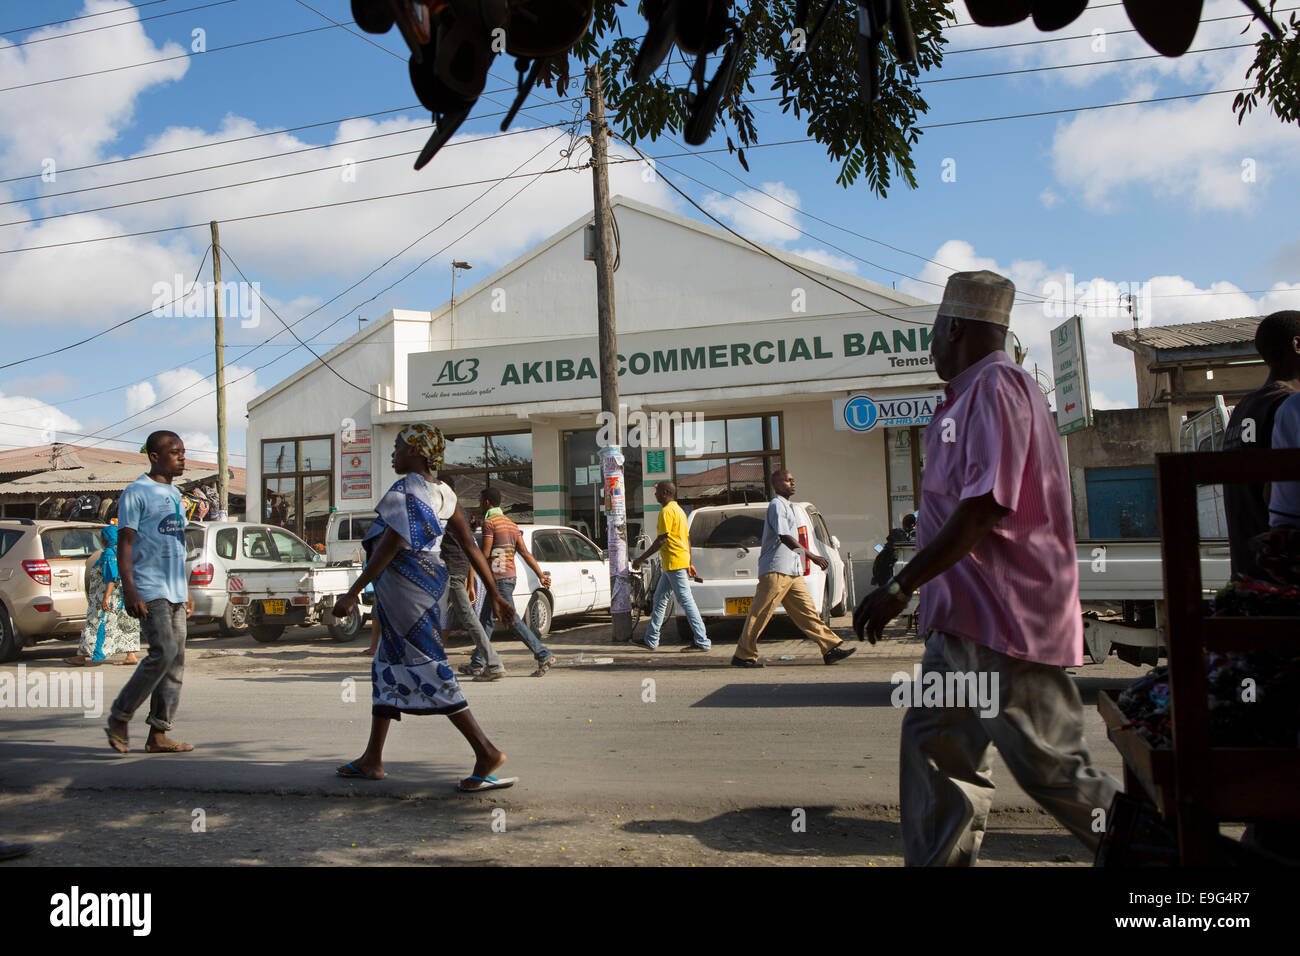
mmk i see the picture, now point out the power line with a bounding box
[920,86,1249,128]
[0,122,572,228]
[0,152,634,256]
[0,418,249,459]
[1,0,172,36]
[0,244,212,371]
[0,23,340,95]
[923,42,1255,84]
[70,129,576,448]
[4,0,238,48]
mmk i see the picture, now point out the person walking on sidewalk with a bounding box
[104,431,195,755]
[732,469,855,669]
[854,270,1119,866]
[435,476,505,681]
[630,481,710,652]
[478,488,557,677]
[332,424,518,792]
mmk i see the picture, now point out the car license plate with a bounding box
[262,600,286,616]
[726,597,752,616]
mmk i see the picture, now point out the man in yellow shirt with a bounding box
[630,481,710,652]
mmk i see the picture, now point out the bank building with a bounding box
[246,197,948,584]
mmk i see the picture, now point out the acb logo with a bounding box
[435,358,479,384]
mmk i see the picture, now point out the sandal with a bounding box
[104,727,129,754]
[530,655,556,677]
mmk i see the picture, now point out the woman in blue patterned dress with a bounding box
[70,525,141,666]
[331,424,519,792]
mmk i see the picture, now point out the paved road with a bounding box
[0,615,1144,865]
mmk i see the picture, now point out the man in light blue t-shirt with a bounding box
[106,430,195,756]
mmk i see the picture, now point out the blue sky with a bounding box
[1,0,1297,467]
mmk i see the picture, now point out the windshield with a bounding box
[689,508,766,549]
[40,527,102,560]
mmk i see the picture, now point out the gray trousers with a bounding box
[900,631,1120,866]
[448,574,501,670]
[110,599,188,733]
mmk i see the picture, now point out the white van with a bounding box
[666,501,848,641]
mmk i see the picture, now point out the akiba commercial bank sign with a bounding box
[408,311,937,409]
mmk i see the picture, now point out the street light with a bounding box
[450,260,472,340]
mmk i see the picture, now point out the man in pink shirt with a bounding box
[855,270,1118,866]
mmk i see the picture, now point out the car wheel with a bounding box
[249,622,285,643]
[327,604,362,642]
[526,592,552,641]
[217,603,248,637]
[0,606,18,663]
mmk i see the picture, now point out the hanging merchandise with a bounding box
[790,1,918,144]
[351,0,594,169]
[963,0,1282,58]
[632,0,748,145]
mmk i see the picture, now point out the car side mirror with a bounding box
[831,536,841,549]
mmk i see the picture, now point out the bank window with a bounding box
[261,435,334,547]
[672,413,782,511]
[440,431,533,523]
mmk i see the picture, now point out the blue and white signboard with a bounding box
[832,393,943,433]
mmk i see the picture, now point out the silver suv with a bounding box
[0,518,105,661]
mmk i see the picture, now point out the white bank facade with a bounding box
[245,197,944,581]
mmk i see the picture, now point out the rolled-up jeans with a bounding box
[643,568,708,649]
[110,599,188,733]
[479,576,551,662]
[447,573,501,671]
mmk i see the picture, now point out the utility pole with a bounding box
[210,220,228,519]
[588,64,632,644]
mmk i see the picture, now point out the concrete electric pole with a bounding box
[588,64,632,644]
[210,220,229,519]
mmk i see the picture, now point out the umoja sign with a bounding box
[408,312,939,410]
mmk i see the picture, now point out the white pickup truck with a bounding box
[892,538,1231,664]
[227,562,369,644]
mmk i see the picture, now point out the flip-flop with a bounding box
[337,761,384,780]
[145,741,195,753]
[104,728,129,754]
[457,774,517,793]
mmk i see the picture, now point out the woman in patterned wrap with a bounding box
[70,524,141,666]
[331,423,520,792]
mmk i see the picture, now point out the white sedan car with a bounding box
[665,501,848,641]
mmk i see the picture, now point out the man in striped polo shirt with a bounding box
[855,270,1118,866]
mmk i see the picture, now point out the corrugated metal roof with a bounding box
[1112,316,1262,351]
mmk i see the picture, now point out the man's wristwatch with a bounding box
[886,577,912,600]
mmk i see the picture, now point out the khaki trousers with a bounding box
[901,631,1121,866]
[735,572,841,660]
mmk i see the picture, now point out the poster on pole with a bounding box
[1050,315,1092,435]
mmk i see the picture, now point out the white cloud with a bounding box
[120,365,264,451]
[1039,188,1061,209]
[0,0,188,174]
[789,246,860,274]
[701,182,802,244]
[0,392,83,449]
[899,239,1300,410]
